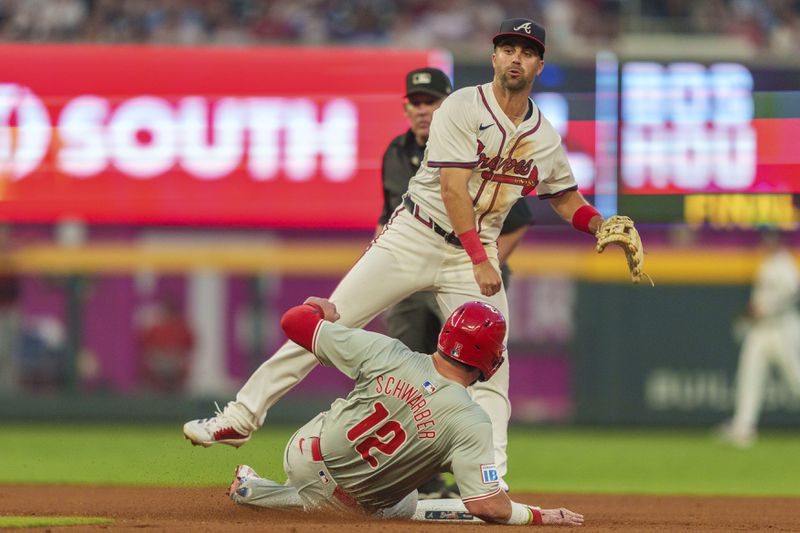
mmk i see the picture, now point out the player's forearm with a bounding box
[464,492,543,525]
[441,168,488,265]
[441,168,477,234]
[549,190,603,234]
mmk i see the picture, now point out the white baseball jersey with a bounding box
[751,249,799,320]
[311,321,501,512]
[407,82,577,242]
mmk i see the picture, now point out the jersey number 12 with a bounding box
[346,401,407,468]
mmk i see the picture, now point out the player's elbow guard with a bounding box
[280,304,324,352]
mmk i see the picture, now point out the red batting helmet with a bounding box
[437,301,507,381]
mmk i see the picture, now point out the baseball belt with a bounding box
[403,196,463,248]
[310,436,323,462]
[303,435,364,513]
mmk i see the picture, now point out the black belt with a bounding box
[403,196,462,248]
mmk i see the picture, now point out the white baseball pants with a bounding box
[730,314,800,435]
[234,413,416,518]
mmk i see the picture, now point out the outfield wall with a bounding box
[574,283,800,426]
[2,234,799,427]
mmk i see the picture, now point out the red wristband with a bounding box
[457,228,488,265]
[572,205,600,234]
[530,506,543,525]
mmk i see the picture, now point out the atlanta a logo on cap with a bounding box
[513,22,532,33]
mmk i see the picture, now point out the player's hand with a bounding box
[303,297,340,322]
[472,261,502,296]
[541,507,584,526]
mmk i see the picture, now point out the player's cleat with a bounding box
[227,464,260,502]
[417,474,460,500]
[715,423,756,448]
[183,402,252,448]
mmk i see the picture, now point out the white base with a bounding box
[412,498,484,523]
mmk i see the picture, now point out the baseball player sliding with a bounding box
[226,296,584,526]
[184,17,646,488]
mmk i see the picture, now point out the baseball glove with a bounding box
[595,215,653,285]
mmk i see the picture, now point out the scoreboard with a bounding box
[613,58,799,229]
[498,55,799,230]
[620,61,756,194]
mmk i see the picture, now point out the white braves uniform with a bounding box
[730,248,800,436]
[225,82,578,482]
[409,83,576,241]
[235,323,501,517]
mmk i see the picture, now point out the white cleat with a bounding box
[227,464,261,502]
[716,423,756,448]
[183,402,252,448]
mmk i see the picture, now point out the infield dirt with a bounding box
[1,485,797,531]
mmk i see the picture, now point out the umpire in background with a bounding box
[376,67,533,498]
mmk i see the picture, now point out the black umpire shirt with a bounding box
[378,129,533,283]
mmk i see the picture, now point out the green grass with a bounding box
[0,423,294,487]
[0,517,112,528]
[0,424,798,496]
[507,428,800,496]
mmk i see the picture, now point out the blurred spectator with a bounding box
[0,225,20,394]
[689,0,732,34]
[0,0,618,56]
[769,0,800,53]
[19,315,67,391]
[727,0,773,48]
[137,297,194,393]
[249,3,302,42]
[147,1,209,45]
[719,231,800,447]
[4,0,87,41]
[325,0,395,43]
[0,1,798,60]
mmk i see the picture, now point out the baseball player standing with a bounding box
[379,67,532,357]
[719,232,800,447]
[184,17,612,488]
[226,296,584,526]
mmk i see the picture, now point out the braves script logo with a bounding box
[513,22,532,34]
[476,140,539,195]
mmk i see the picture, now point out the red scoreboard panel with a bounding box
[0,44,450,228]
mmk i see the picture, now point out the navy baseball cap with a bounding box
[492,18,546,57]
[405,68,452,99]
